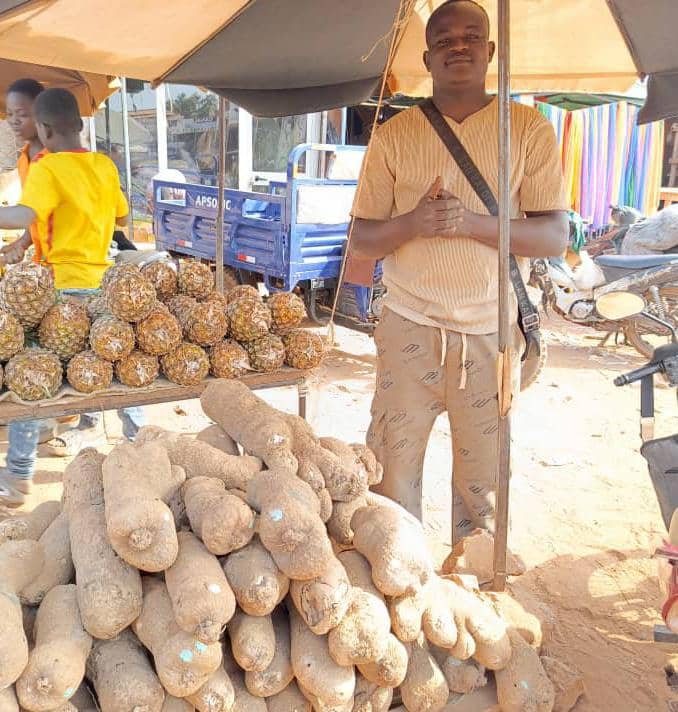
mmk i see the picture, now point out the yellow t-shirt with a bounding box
[19,151,128,289]
[351,99,568,334]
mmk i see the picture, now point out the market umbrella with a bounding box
[0,58,115,116]
[0,1,675,123]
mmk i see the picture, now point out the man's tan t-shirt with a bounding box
[351,99,568,334]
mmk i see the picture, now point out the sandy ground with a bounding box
[2,316,677,711]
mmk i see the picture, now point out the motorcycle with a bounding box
[531,242,678,359]
[596,290,678,645]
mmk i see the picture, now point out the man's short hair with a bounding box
[426,0,491,44]
[7,78,44,101]
[33,88,82,134]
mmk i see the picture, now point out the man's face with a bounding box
[424,2,495,90]
[6,92,38,142]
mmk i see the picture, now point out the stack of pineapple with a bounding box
[0,259,325,402]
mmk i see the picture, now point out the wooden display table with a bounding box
[660,187,678,209]
[0,370,309,425]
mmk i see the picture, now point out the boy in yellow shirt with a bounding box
[0,88,144,506]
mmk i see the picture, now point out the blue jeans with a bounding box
[6,407,145,480]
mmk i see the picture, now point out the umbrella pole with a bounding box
[120,77,134,235]
[215,96,227,293]
[492,0,512,593]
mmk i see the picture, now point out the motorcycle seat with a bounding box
[594,254,678,270]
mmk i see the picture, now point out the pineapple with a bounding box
[89,316,135,362]
[226,284,260,304]
[167,295,198,333]
[161,343,210,386]
[268,292,307,333]
[105,269,157,323]
[0,363,3,391]
[246,334,285,373]
[0,263,56,329]
[5,349,63,401]
[136,305,183,356]
[228,298,272,342]
[115,350,159,388]
[283,329,326,370]
[141,260,178,302]
[38,301,91,360]
[178,261,214,300]
[101,262,140,291]
[0,311,24,361]
[209,340,251,379]
[67,351,113,393]
[85,294,109,321]
[186,301,229,347]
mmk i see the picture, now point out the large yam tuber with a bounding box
[228,611,276,673]
[67,686,97,712]
[103,441,183,572]
[290,554,351,634]
[166,531,236,644]
[246,470,333,580]
[185,666,235,712]
[350,444,383,487]
[132,577,222,697]
[266,681,311,712]
[495,631,555,712]
[183,477,255,555]
[229,673,267,712]
[351,504,433,597]
[17,585,92,712]
[318,437,371,498]
[86,631,165,712]
[290,607,355,707]
[430,647,487,695]
[67,450,142,639]
[136,426,261,491]
[353,674,393,712]
[244,608,293,698]
[197,425,240,455]
[21,512,73,605]
[162,698,194,712]
[297,681,354,712]
[389,588,428,643]
[400,635,449,712]
[357,635,409,689]
[327,551,391,667]
[0,688,18,712]
[0,501,61,544]
[0,540,44,689]
[327,496,366,548]
[201,381,299,474]
[223,538,289,616]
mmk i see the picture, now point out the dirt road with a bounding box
[2,318,676,710]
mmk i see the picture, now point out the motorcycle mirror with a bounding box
[595,291,646,321]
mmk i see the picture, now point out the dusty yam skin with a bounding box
[244,608,294,698]
[165,531,236,644]
[0,540,44,689]
[103,441,183,572]
[132,577,222,697]
[196,425,240,455]
[183,477,255,555]
[430,646,487,695]
[400,634,449,712]
[86,631,165,712]
[327,496,367,547]
[0,687,19,712]
[289,607,356,707]
[161,697,194,712]
[228,611,275,673]
[353,674,394,712]
[265,681,311,712]
[229,672,267,712]
[185,666,235,712]
[223,538,289,616]
[17,585,93,712]
[0,501,61,544]
[67,685,97,712]
[136,426,262,491]
[495,630,556,712]
[61,449,105,514]
[246,469,333,580]
[297,681,354,712]
[389,587,428,644]
[290,553,351,635]
[357,634,409,689]
[20,512,73,606]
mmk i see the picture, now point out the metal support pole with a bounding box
[120,77,134,232]
[492,0,512,592]
[215,96,227,293]
[156,84,168,172]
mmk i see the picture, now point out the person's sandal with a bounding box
[0,471,32,508]
[44,429,104,458]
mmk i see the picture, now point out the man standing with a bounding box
[351,0,568,541]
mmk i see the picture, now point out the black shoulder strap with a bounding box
[419,98,540,333]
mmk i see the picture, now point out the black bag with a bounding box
[419,98,542,372]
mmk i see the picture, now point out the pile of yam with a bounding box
[0,379,577,712]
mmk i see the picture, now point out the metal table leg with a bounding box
[298,380,309,420]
